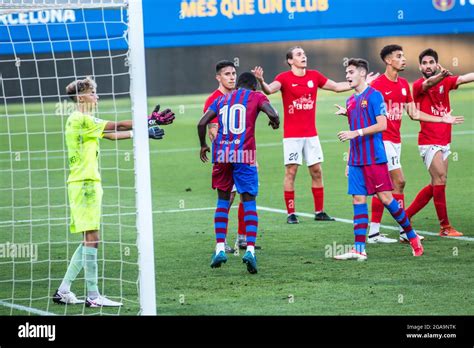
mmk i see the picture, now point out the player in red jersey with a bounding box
[367,45,464,244]
[253,46,379,224]
[405,48,474,237]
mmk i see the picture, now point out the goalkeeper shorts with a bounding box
[68,181,103,233]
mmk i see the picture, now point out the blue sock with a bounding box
[214,199,229,246]
[243,200,258,248]
[353,203,368,253]
[385,198,416,240]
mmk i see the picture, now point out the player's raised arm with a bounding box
[421,64,452,91]
[261,102,280,129]
[323,72,380,93]
[456,72,474,86]
[252,66,281,95]
[405,102,464,124]
[197,109,217,162]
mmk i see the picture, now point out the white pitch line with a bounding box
[0,300,56,316]
[257,205,474,242]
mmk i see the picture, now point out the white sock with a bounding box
[58,281,70,294]
[246,245,255,255]
[216,242,225,254]
[368,222,380,237]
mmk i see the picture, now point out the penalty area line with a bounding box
[0,300,57,316]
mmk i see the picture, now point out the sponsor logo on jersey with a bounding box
[292,94,314,111]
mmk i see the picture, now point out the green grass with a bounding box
[0,86,473,315]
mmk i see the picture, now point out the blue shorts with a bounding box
[348,164,393,196]
[212,163,258,196]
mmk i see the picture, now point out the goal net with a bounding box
[0,0,156,315]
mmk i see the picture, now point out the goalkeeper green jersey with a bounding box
[65,111,108,183]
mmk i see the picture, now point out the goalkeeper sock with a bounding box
[59,244,84,293]
[214,199,229,251]
[83,246,99,299]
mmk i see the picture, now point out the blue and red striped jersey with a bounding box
[209,88,269,164]
[346,86,387,166]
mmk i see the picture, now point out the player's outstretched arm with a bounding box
[337,115,386,142]
[405,102,464,124]
[456,72,474,86]
[197,109,217,162]
[261,102,280,129]
[103,120,133,132]
[251,66,281,95]
[422,64,452,91]
[334,104,348,117]
[102,131,133,140]
[322,79,351,93]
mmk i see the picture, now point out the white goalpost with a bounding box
[0,0,156,315]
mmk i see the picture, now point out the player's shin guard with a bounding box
[237,202,245,236]
[243,200,258,253]
[385,199,416,240]
[59,244,84,293]
[353,203,368,253]
[284,191,295,215]
[83,246,99,298]
[433,185,450,227]
[312,187,324,213]
[215,199,230,249]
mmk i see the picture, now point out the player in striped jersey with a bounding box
[198,72,280,273]
[333,59,423,260]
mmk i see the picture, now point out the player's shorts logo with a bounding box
[307,80,314,88]
[433,0,455,11]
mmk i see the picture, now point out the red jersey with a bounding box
[370,74,413,144]
[203,89,224,124]
[413,75,459,146]
[275,69,328,138]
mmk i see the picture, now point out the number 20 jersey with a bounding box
[208,88,270,164]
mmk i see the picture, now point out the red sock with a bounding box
[284,191,295,214]
[406,185,433,219]
[392,193,405,210]
[312,187,324,212]
[371,195,384,223]
[237,202,245,236]
[433,184,450,227]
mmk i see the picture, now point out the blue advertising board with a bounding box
[1,0,473,54]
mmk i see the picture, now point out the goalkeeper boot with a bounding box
[52,289,84,305]
[242,251,258,274]
[210,251,227,268]
[86,295,123,307]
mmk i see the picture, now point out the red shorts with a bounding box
[348,163,394,196]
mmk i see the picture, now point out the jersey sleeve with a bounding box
[256,92,270,110]
[274,72,286,91]
[370,91,387,117]
[208,97,220,116]
[412,79,424,100]
[314,70,329,88]
[83,115,108,139]
[446,75,460,91]
[203,96,213,114]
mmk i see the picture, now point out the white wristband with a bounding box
[129,130,134,138]
[357,129,363,137]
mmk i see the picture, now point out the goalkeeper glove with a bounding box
[148,125,165,140]
[148,105,175,126]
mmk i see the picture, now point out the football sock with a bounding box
[237,202,246,236]
[312,187,324,213]
[368,222,380,238]
[284,191,295,215]
[243,200,258,250]
[59,244,83,294]
[246,245,255,255]
[83,246,99,299]
[214,199,229,248]
[371,195,384,224]
[406,185,433,219]
[353,203,368,253]
[385,198,416,240]
[393,193,406,236]
[433,184,450,227]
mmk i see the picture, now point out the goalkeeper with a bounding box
[52,76,174,307]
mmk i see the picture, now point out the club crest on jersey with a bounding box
[439,85,444,94]
[307,80,314,88]
[432,0,455,12]
[360,100,368,108]
[401,88,407,96]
